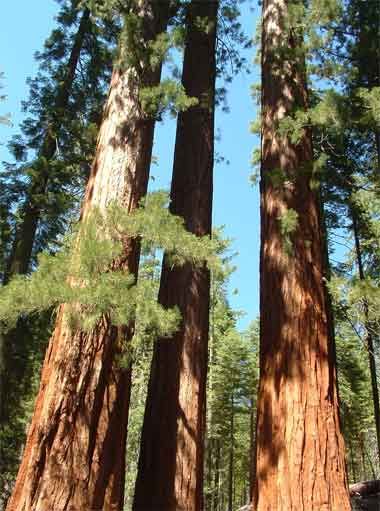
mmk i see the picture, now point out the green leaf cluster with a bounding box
[0,191,220,334]
[278,207,299,255]
[140,79,198,118]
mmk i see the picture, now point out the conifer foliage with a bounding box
[253,0,351,508]
[4,1,174,509]
[2,0,380,510]
[133,1,218,509]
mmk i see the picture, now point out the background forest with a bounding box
[0,0,379,510]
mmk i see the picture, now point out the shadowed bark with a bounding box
[0,5,91,429]
[5,2,171,510]
[133,2,218,510]
[252,0,351,509]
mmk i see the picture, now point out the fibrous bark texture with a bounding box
[252,0,351,510]
[6,2,170,510]
[133,2,218,510]
[0,5,91,428]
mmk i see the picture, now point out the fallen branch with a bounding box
[350,480,380,498]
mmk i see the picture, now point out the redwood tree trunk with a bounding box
[0,4,91,427]
[6,2,170,510]
[252,0,351,509]
[133,2,218,510]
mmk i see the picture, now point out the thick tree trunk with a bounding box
[133,2,218,510]
[352,210,380,466]
[5,2,170,510]
[4,6,91,282]
[252,0,351,510]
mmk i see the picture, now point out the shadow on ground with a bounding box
[352,495,380,511]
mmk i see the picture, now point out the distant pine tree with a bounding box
[2,1,117,282]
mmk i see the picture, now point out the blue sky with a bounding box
[0,1,260,330]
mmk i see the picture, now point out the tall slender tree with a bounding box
[343,0,380,463]
[133,1,218,510]
[3,5,91,281]
[349,0,380,171]
[350,205,380,465]
[0,3,94,418]
[314,0,380,470]
[252,0,351,509]
[5,2,172,510]
[2,0,116,282]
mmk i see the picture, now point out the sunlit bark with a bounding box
[252,0,351,509]
[6,2,170,510]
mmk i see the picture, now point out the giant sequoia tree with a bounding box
[5,2,171,509]
[0,1,116,500]
[133,1,218,510]
[252,0,351,509]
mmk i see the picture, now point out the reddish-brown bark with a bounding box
[0,5,91,431]
[252,0,351,510]
[5,2,170,510]
[132,2,218,510]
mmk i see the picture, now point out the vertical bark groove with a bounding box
[252,0,351,509]
[6,2,170,510]
[0,4,91,431]
[133,2,218,510]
